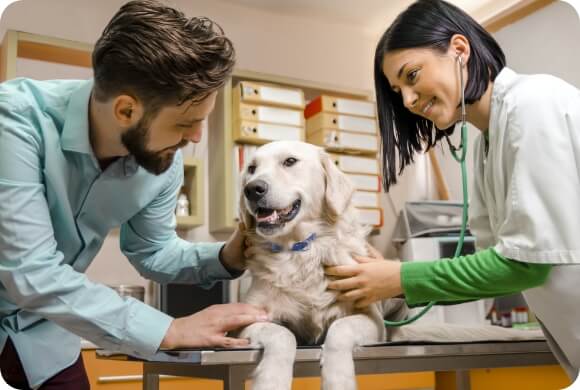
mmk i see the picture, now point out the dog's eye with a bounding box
[248,165,256,174]
[283,157,298,167]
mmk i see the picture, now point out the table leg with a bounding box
[456,370,471,390]
[142,364,160,390]
[223,365,253,390]
[435,370,471,390]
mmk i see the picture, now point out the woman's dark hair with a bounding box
[374,0,505,191]
[92,0,235,116]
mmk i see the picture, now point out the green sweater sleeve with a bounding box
[401,248,552,306]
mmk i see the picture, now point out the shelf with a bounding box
[177,157,203,229]
[0,30,92,81]
[208,69,375,234]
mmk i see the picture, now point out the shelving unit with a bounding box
[0,30,203,230]
[176,157,204,228]
[0,30,92,81]
[207,69,377,234]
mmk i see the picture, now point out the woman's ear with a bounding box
[449,33,470,65]
[320,150,354,221]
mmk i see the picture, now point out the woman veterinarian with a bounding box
[326,0,580,381]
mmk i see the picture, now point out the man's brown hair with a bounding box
[92,0,235,114]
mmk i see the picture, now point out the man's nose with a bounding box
[183,123,202,143]
[244,180,269,202]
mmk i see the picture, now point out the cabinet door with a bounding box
[82,351,223,390]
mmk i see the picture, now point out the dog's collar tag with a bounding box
[269,233,317,253]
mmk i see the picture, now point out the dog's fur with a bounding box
[237,141,408,390]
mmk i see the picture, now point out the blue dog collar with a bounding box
[268,233,317,253]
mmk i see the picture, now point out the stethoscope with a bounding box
[384,55,470,327]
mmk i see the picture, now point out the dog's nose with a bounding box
[244,180,268,202]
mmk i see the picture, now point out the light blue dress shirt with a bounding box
[0,78,234,387]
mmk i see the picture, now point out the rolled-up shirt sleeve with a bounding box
[0,103,173,357]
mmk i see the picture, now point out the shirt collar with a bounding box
[492,67,517,102]
[60,79,95,155]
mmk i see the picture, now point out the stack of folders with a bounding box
[305,95,383,228]
[232,81,306,144]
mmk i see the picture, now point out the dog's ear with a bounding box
[238,181,255,230]
[320,150,354,220]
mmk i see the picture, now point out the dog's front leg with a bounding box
[321,312,384,390]
[238,322,297,390]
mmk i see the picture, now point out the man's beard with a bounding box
[121,119,187,175]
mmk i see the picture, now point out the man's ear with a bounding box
[113,95,143,127]
[320,150,354,221]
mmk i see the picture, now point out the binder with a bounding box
[345,173,381,192]
[356,207,384,227]
[329,153,380,175]
[307,129,378,154]
[233,120,305,144]
[234,102,304,127]
[306,112,377,135]
[352,191,381,208]
[305,95,376,119]
[235,81,305,109]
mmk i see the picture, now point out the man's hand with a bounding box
[219,223,247,273]
[160,303,268,349]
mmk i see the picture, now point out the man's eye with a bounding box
[283,157,298,167]
[248,165,256,174]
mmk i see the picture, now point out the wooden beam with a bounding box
[482,0,555,33]
[18,40,92,68]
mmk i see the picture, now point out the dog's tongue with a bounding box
[256,210,278,223]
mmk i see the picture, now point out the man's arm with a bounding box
[120,152,245,286]
[0,101,172,357]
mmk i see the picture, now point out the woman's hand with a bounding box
[325,245,403,308]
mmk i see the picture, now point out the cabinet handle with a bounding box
[97,374,179,383]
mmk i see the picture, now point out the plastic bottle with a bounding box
[176,192,190,217]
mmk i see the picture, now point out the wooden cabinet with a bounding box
[83,350,223,390]
[176,157,204,229]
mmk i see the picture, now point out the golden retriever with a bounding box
[237,140,408,390]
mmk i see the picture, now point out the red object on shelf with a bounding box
[304,96,323,119]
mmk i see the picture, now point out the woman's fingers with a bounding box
[327,277,361,291]
[353,255,377,264]
[325,264,360,277]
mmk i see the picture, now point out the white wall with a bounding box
[494,1,580,89]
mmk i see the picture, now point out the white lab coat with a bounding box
[470,67,580,378]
